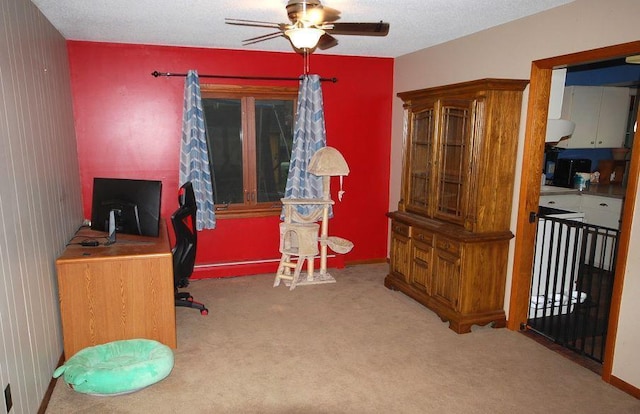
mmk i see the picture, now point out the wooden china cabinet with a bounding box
[385,78,528,333]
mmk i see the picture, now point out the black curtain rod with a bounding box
[151,71,337,83]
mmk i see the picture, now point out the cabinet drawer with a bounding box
[391,221,410,237]
[436,237,460,256]
[539,194,582,212]
[580,195,623,229]
[580,195,622,211]
[413,228,433,245]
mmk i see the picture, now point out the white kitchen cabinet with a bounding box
[540,193,623,230]
[556,86,630,149]
[580,195,621,271]
[539,194,582,211]
[580,194,623,229]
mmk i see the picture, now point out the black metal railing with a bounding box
[528,215,619,363]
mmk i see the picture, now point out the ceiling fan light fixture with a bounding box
[285,27,325,49]
[227,0,389,52]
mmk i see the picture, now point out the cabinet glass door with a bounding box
[435,100,473,225]
[406,106,435,214]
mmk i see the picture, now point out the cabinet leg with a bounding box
[491,319,507,329]
[384,275,399,290]
[448,320,472,334]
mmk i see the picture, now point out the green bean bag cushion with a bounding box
[53,339,174,395]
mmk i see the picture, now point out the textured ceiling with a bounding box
[31,0,574,58]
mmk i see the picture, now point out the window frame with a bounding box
[201,84,298,218]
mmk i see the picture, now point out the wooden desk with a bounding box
[56,221,176,358]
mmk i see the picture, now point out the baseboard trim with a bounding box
[344,258,387,266]
[193,255,345,278]
[609,375,640,399]
[39,353,65,414]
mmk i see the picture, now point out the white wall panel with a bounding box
[0,0,82,412]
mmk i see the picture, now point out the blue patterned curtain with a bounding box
[282,74,327,217]
[179,70,216,230]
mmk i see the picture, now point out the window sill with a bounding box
[214,207,282,219]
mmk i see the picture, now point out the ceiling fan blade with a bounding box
[242,32,285,46]
[242,31,285,43]
[319,6,341,23]
[317,33,338,50]
[329,22,390,36]
[225,18,285,30]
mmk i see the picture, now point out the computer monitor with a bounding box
[91,178,162,237]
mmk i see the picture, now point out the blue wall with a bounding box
[555,148,613,171]
[566,60,640,87]
[543,147,614,181]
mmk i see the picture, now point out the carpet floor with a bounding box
[46,263,640,413]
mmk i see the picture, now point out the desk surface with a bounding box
[56,221,176,358]
[59,225,171,261]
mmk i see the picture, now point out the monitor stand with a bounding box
[106,209,116,245]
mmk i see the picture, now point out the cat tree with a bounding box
[274,147,353,290]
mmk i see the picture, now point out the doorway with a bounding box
[507,41,640,383]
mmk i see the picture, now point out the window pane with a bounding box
[255,99,294,203]
[203,98,244,204]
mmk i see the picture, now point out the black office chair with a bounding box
[172,181,208,315]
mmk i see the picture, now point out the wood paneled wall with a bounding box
[0,0,82,412]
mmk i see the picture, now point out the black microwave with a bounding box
[552,158,591,188]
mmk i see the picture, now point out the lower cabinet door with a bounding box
[432,248,461,311]
[411,240,433,294]
[390,231,411,282]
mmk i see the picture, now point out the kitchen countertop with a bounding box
[540,185,579,195]
[540,184,625,199]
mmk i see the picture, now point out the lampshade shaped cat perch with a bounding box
[274,147,353,289]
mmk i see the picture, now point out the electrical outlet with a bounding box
[4,383,12,412]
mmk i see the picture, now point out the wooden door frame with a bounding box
[508,40,640,383]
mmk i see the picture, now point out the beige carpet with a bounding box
[46,263,640,413]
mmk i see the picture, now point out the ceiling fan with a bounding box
[225,0,390,52]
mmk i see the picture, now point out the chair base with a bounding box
[175,291,208,315]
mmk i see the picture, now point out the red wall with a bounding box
[67,41,393,278]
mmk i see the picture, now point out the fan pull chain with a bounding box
[303,49,310,75]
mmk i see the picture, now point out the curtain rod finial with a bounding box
[151,71,160,77]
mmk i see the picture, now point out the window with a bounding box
[201,85,297,217]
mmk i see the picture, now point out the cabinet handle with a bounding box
[599,203,609,207]
[417,234,424,241]
[548,201,556,204]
